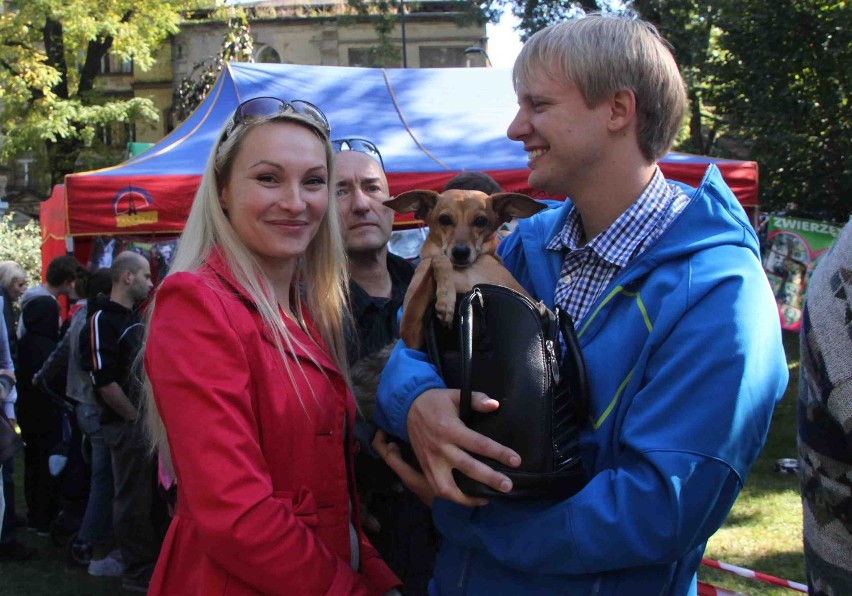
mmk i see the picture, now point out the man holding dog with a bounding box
[375,13,788,595]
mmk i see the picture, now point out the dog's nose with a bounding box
[451,244,471,263]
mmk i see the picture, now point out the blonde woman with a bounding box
[143,98,400,595]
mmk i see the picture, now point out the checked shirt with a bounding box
[547,167,690,326]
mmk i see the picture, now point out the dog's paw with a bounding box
[436,296,455,325]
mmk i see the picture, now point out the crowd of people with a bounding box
[0,253,163,592]
[3,11,833,596]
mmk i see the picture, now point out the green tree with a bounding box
[0,214,42,285]
[343,0,403,67]
[709,0,850,220]
[173,11,254,124]
[0,0,197,190]
[488,0,851,220]
[497,1,722,154]
[631,1,721,156]
[499,0,600,39]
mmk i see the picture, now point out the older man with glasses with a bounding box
[333,139,438,595]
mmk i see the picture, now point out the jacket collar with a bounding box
[203,248,341,375]
[513,165,755,303]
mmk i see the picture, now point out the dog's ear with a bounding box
[489,193,548,223]
[385,190,439,222]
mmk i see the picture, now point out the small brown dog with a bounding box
[385,188,546,349]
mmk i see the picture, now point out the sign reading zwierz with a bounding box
[762,216,842,331]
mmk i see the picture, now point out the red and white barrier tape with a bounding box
[701,558,807,592]
[697,581,748,596]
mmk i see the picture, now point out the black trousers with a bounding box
[22,429,61,531]
[102,421,160,584]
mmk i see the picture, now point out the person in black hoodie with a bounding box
[36,268,117,572]
[16,255,79,534]
[81,251,156,593]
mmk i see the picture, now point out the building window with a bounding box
[15,158,34,189]
[97,122,134,148]
[419,46,467,68]
[100,54,133,75]
[348,47,401,68]
[255,46,281,64]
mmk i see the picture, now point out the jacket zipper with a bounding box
[457,548,472,591]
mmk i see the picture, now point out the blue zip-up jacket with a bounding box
[376,165,789,595]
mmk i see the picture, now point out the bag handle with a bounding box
[457,288,481,423]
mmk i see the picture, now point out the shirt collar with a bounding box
[349,253,411,318]
[546,167,672,267]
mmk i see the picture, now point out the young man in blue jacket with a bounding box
[375,14,789,596]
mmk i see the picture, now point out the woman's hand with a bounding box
[372,430,436,507]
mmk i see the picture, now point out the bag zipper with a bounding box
[546,339,561,384]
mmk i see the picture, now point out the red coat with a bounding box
[145,251,399,595]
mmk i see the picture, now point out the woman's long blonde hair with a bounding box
[142,109,349,467]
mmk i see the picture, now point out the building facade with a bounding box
[151,1,489,142]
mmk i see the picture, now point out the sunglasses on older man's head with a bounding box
[223,97,330,140]
[331,138,384,170]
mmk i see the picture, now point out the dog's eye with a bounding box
[473,216,489,227]
[438,214,453,226]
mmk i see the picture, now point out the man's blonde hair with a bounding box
[513,13,687,162]
[142,110,349,465]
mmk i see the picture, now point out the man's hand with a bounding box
[97,382,138,422]
[406,388,521,507]
[372,429,435,507]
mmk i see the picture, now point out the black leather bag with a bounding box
[425,283,589,499]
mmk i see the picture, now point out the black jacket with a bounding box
[80,298,144,425]
[16,288,61,432]
[345,252,414,365]
[344,253,438,594]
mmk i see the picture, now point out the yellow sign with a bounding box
[115,211,159,228]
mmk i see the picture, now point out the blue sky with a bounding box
[486,9,523,68]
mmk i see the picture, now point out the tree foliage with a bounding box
[708,0,850,220]
[499,0,602,39]
[0,215,42,285]
[173,11,254,124]
[493,0,851,221]
[0,0,196,189]
[342,0,404,67]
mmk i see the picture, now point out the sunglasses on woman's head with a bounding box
[223,97,330,140]
[331,138,385,170]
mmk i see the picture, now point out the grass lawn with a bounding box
[698,329,805,595]
[2,332,806,595]
[2,451,125,595]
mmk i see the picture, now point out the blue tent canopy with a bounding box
[65,62,758,235]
